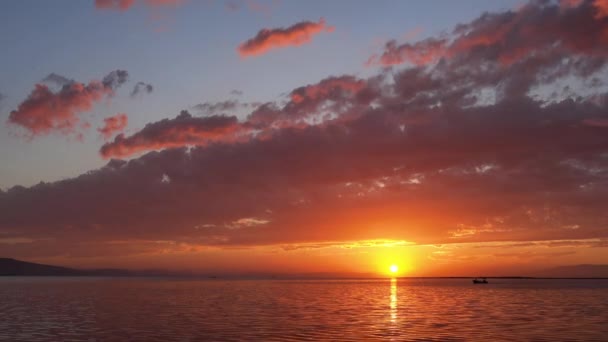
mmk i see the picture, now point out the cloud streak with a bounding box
[94,0,182,11]
[238,18,334,57]
[94,0,136,11]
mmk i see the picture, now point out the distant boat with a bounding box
[473,277,488,284]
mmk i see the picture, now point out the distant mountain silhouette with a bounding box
[0,258,193,277]
[3,258,608,278]
[0,258,85,276]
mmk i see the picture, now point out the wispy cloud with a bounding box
[238,18,334,57]
[94,0,182,11]
[130,82,154,98]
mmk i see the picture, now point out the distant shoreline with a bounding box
[2,258,608,279]
[2,275,608,280]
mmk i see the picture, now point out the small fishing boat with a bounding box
[472,277,488,284]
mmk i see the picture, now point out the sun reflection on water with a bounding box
[390,278,397,323]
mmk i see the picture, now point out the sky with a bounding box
[1,0,608,277]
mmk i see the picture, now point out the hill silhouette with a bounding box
[0,258,190,277]
[0,258,84,276]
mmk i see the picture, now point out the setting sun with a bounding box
[389,264,399,274]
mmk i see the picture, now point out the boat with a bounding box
[472,277,488,284]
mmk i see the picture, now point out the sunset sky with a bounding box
[1,0,608,277]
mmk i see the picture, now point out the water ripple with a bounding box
[0,277,607,341]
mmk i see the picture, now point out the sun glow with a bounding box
[389,264,399,274]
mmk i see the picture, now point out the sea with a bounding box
[1,277,607,341]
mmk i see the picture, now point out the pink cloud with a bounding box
[100,75,370,159]
[238,18,334,57]
[100,111,245,158]
[366,38,447,67]
[368,0,608,67]
[594,0,608,18]
[95,0,136,10]
[94,0,182,11]
[8,83,107,137]
[98,113,128,140]
[289,76,365,104]
[7,70,128,139]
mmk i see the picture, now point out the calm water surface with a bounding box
[1,277,607,341]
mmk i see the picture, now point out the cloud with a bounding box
[594,0,608,18]
[192,100,240,116]
[224,217,270,230]
[99,111,246,158]
[288,75,366,104]
[368,0,608,67]
[130,82,154,97]
[94,0,182,11]
[225,0,240,11]
[7,70,129,138]
[3,0,608,262]
[366,38,447,67]
[98,113,128,140]
[103,74,370,158]
[582,118,608,127]
[564,0,608,18]
[102,70,129,89]
[95,0,136,10]
[144,0,183,6]
[42,73,74,87]
[238,18,334,57]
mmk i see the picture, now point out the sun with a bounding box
[389,264,399,274]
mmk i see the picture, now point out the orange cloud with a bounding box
[595,0,608,18]
[238,18,334,57]
[98,114,128,140]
